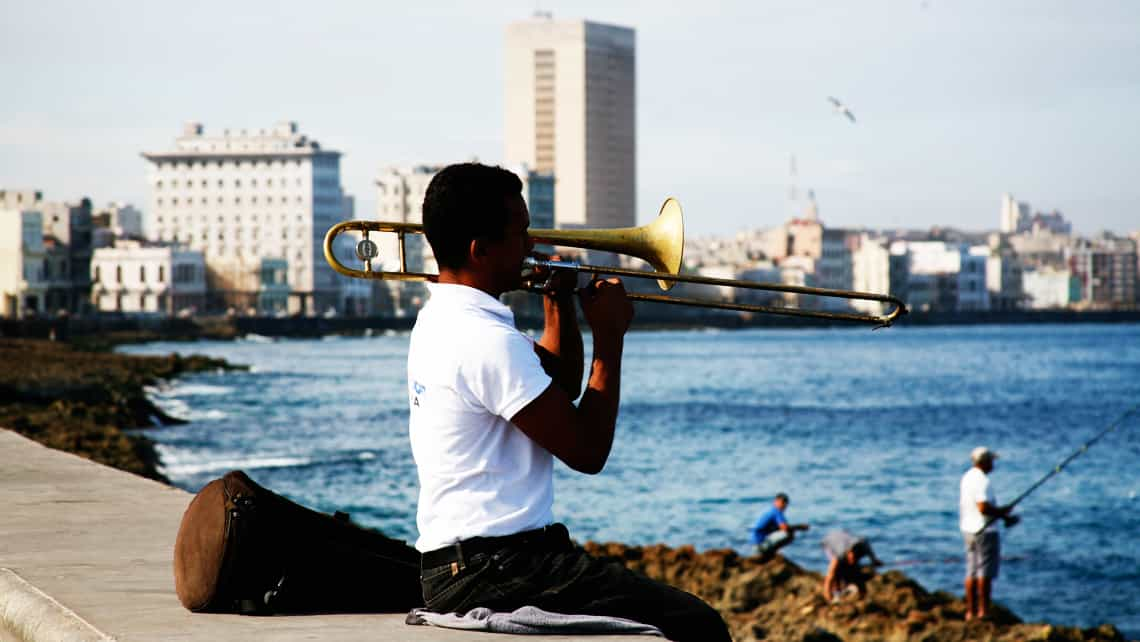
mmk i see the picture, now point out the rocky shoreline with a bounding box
[0,337,244,482]
[1,336,1130,641]
[583,542,1128,641]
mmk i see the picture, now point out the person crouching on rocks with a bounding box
[821,529,883,601]
[750,492,810,561]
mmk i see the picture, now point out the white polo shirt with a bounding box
[407,283,554,552]
[959,466,996,533]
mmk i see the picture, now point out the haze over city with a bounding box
[3,0,1138,237]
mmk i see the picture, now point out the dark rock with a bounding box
[0,338,245,482]
[582,540,1128,642]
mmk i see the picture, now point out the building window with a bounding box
[140,266,146,282]
[116,265,122,283]
[95,266,101,282]
[159,265,165,282]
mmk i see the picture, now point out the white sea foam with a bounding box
[159,450,314,477]
[157,448,376,477]
[241,333,275,343]
[161,383,232,397]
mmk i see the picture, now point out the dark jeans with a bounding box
[420,523,730,642]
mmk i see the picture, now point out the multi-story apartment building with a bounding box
[142,121,344,315]
[897,241,989,312]
[90,240,207,315]
[0,205,47,318]
[852,237,909,317]
[1022,267,1079,309]
[39,198,93,314]
[1068,234,1138,309]
[975,244,1025,311]
[1000,193,1032,234]
[1,189,93,315]
[505,16,635,242]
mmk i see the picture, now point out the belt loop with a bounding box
[454,540,466,575]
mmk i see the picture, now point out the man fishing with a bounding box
[959,446,1020,621]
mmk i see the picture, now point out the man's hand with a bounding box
[579,276,633,340]
[529,252,578,299]
[1003,514,1021,528]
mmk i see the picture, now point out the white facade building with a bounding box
[505,16,636,236]
[142,121,344,315]
[852,237,910,317]
[1000,193,1031,234]
[1022,267,1078,309]
[90,240,206,315]
[0,208,47,318]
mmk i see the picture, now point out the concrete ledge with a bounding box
[0,569,115,642]
[0,429,638,641]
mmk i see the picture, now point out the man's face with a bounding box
[979,457,994,473]
[774,498,788,512]
[485,194,533,292]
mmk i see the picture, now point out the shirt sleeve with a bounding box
[775,510,788,527]
[464,325,553,421]
[969,472,994,504]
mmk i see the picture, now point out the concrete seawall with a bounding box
[0,429,638,641]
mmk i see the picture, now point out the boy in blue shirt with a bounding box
[751,493,810,559]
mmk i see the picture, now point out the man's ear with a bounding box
[469,238,487,264]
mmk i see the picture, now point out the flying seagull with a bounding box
[827,96,856,123]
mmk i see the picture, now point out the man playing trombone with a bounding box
[406,162,729,640]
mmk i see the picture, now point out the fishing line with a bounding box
[977,400,1140,535]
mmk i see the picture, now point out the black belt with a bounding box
[421,523,567,570]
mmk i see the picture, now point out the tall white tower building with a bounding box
[143,121,344,315]
[504,16,636,235]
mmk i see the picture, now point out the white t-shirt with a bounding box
[959,466,997,533]
[407,283,554,552]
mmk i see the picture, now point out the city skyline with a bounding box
[3,1,1138,237]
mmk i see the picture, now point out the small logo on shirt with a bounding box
[412,381,425,407]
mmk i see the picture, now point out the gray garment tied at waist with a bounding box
[406,605,665,636]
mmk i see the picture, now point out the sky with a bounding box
[2,0,1138,238]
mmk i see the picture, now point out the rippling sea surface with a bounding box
[122,323,1140,635]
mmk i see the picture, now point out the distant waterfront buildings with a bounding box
[142,121,346,315]
[1000,193,1072,236]
[0,200,46,318]
[1022,267,1079,309]
[93,202,143,244]
[1068,234,1138,309]
[504,15,636,240]
[90,240,207,315]
[1,189,95,317]
[852,237,909,317]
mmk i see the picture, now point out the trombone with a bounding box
[323,198,908,328]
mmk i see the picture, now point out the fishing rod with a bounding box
[977,401,1140,535]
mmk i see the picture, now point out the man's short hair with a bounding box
[422,163,524,270]
[775,493,789,504]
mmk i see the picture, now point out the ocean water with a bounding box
[121,323,1140,635]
